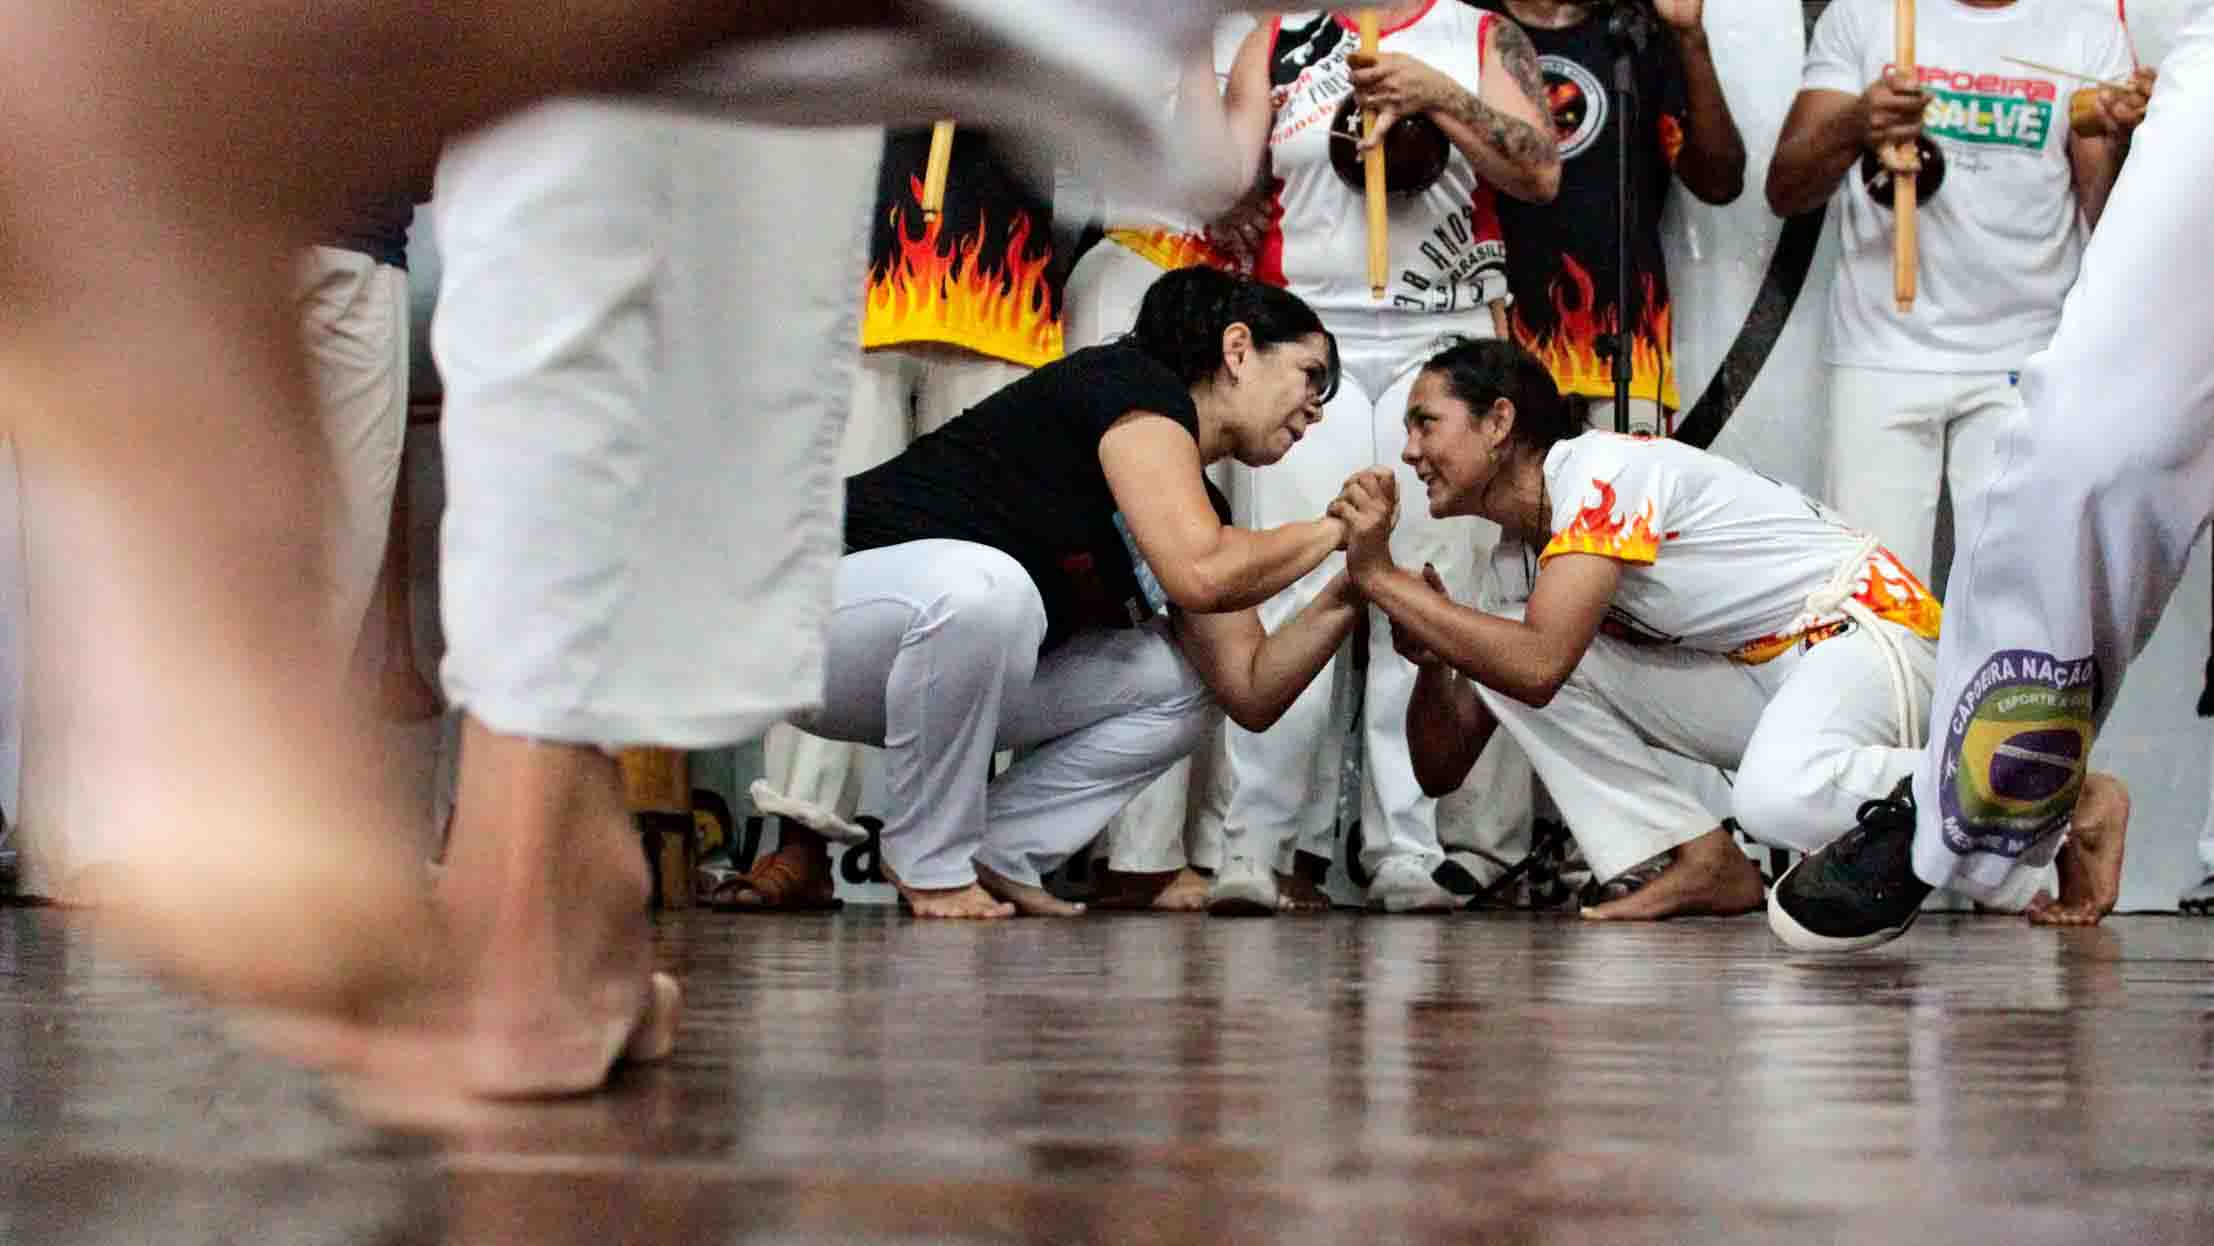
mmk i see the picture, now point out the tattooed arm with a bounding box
[1349,18,1560,203]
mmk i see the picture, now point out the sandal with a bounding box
[706,848,841,912]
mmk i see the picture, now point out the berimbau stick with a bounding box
[1894,0,1918,312]
[1359,10,1388,300]
[921,121,957,221]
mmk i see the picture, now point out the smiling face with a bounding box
[1401,368,1510,519]
[1227,329,1336,467]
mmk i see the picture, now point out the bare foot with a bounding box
[880,862,1016,919]
[1151,868,1213,911]
[431,718,681,1099]
[2028,771,2130,928]
[1091,867,1210,912]
[977,863,1088,917]
[900,881,1019,919]
[1582,827,1766,921]
[1276,871,1333,913]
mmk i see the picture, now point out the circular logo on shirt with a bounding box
[1540,55,1607,160]
[1858,135,1947,207]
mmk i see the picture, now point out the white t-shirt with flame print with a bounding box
[1489,433,1941,664]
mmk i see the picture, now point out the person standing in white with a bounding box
[1769,2,2185,952]
[1198,2,1562,914]
[1769,0,2143,593]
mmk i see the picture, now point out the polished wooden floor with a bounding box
[3,905,2212,1244]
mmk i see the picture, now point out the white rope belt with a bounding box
[1801,533,1929,751]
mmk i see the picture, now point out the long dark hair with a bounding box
[1127,266,1339,403]
[1420,337,1578,457]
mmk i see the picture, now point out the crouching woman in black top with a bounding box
[774,266,1373,918]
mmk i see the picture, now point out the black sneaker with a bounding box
[1767,778,1933,952]
[2181,875,2214,916]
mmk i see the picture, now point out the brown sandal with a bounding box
[1277,870,1334,913]
[707,848,841,912]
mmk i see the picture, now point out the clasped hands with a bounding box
[1326,468,1452,669]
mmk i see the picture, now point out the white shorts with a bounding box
[433,102,878,748]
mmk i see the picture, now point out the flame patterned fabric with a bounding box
[1503,434,1943,666]
[862,127,1065,369]
[1102,227,1242,276]
[1470,3,1693,411]
[1542,477,1663,565]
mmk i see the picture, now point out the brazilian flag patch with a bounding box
[1939,648,2099,861]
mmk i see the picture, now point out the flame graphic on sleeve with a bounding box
[862,177,1064,369]
[1540,477,1663,565]
[1510,253,1679,410]
[1104,227,1242,275]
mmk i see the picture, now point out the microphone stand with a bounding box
[1604,1,1653,434]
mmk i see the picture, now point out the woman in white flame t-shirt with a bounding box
[1342,337,1971,921]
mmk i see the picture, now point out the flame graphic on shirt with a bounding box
[1511,253,1678,409]
[863,176,1063,368]
[1541,478,1663,565]
[1730,547,1944,665]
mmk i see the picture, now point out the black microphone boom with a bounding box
[1603,1,1654,433]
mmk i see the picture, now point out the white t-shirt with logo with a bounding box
[1259,3,1511,318]
[1490,434,1942,664]
[1803,0,2132,371]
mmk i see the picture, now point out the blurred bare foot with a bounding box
[1092,867,1209,912]
[977,863,1087,917]
[1582,827,1765,921]
[2028,772,2129,928]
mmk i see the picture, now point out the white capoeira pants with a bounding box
[298,245,411,652]
[433,101,878,748]
[793,539,1214,889]
[1223,311,1531,878]
[753,343,1030,837]
[1824,366,2014,592]
[2199,754,2214,876]
[1061,240,1240,874]
[1912,7,2214,901]
[1480,610,1936,879]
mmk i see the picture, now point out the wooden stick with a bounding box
[1359,10,1388,300]
[1999,55,2134,90]
[1893,0,1917,313]
[921,120,957,221]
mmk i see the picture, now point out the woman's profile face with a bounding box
[1400,369,1497,519]
[1234,331,1334,467]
